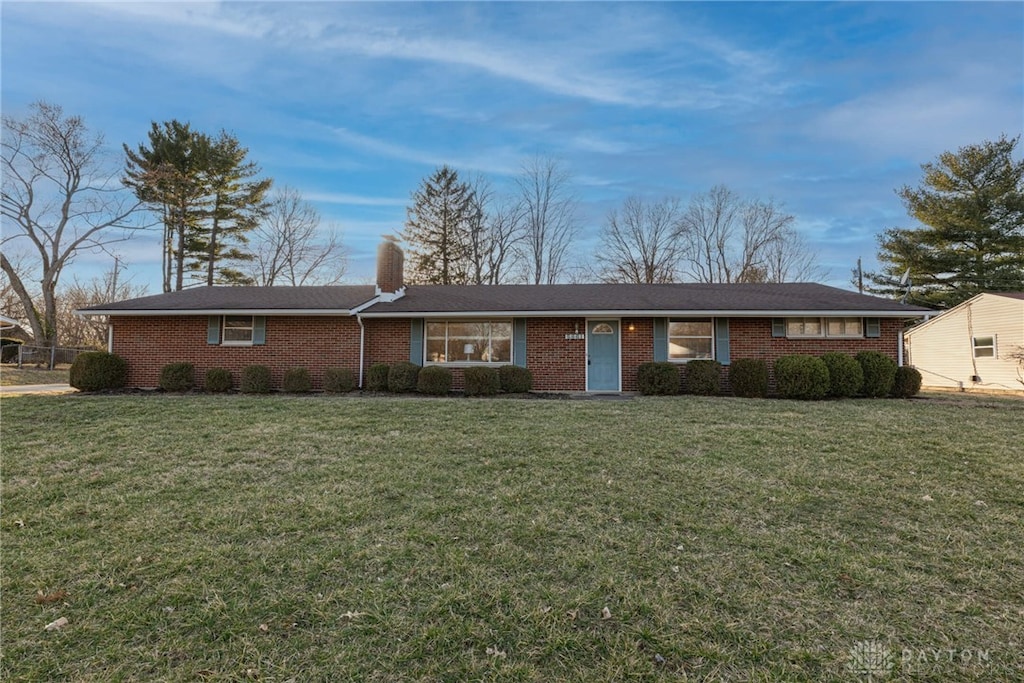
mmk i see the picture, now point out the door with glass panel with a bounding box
[586,320,620,391]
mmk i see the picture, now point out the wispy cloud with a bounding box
[303,191,407,208]
[82,2,789,112]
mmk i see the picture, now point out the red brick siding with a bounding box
[727,318,901,363]
[112,315,361,390]
[526,317,587,391]
[112,315,904,393]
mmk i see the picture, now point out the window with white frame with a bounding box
[668,319,713,361]
[222,315,255,344]
[786,317,865,338]
[786,317,823,337]
[973,336,996,358]
[826,317,863,338]
[425,320,512,364]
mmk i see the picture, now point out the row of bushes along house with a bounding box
[636,351,921,399]
[70,350,920,399]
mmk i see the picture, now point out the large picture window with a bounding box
[668,319,713,361]
[425,320,512,364]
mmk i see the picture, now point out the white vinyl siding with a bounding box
[904,293,1024,392]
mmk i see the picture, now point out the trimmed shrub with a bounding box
[159,362,195,392]
[636,362,679,396]
[774,354,830,400]
[821,352,863,398]
[464,366,500,396]
[417,365,452,395]
[892,366,923,398]
[684,359,721,396]
[204,367,233,393]
[240,365,272,394]
[729,358,769,398]
[857,351,897,398]
[366,363,390,392]
[323,367,355,393]
[498,365,533,393]
[283,367,312,393]
[69,351,128,391]
[388,361,421,393]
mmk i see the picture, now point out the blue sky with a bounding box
[2,1,1022,293]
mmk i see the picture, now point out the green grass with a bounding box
[2,394,1021,681]
[0,365,71,386]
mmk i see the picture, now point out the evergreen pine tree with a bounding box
[402,166,476,285]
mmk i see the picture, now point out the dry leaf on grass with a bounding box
[44,617,68,631]
[35,590,69,604]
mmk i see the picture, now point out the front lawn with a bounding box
[2,394,1021,681]
[0,365,71,386]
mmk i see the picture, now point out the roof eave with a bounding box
[358,309,931,319]
[77,308,357,317]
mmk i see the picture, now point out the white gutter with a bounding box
[357,309,932,319]
[77,308,357,317]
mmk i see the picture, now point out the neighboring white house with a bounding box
[904,292,1024,392]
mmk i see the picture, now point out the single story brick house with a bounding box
[81,241,932,392]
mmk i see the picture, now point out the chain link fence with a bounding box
[15,344,92,369]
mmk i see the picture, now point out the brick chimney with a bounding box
[376,236,405,299]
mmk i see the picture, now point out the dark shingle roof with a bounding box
[80,282,933,317]
[81,285,376,313]
[360,283,933,316]
[990,292,1024,301]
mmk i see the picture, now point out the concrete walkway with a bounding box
[0,384,76,395]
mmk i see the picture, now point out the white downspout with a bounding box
[107,322,114,353]
[357,315,365,389]
[897,325,904,367]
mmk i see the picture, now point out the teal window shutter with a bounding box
[513,318,527,367]
[865,317,881,338]
[207,316,221,345]
[771,318,786,338]
[409,319,424,365]
[653,318,668,362]
[252,316,266,345]
[715,318,731,365]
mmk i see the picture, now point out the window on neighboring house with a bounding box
[786,317,865,338]
[668,319,713,361]
[222,315,255,345]
[425,320,512,364]
[973,336,996,358]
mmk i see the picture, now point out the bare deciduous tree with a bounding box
[247,187,346,286]
[2,101,144,345]
[514,156,578,284]
[464,174,524,285]
[678,185,820,283]
[594,196,686,283]
[57,258,149,348]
